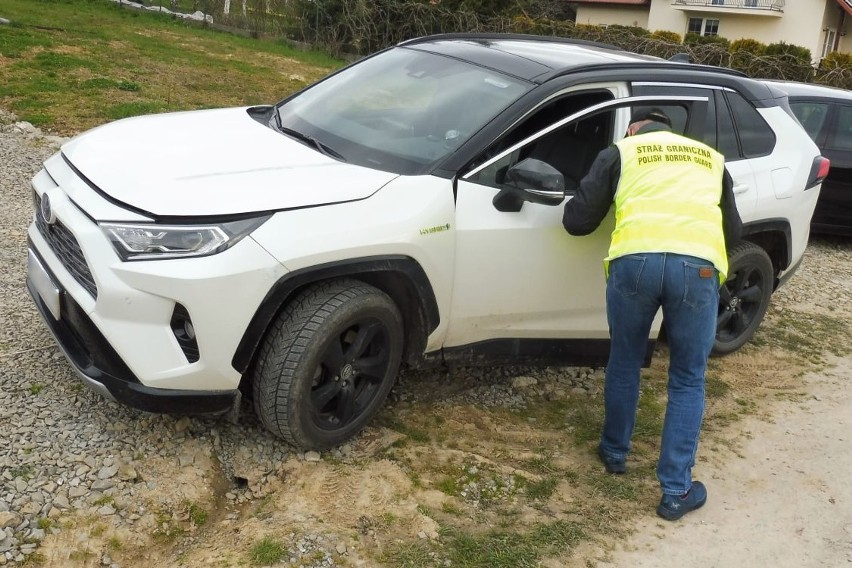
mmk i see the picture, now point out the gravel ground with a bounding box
[0,113,604,566]
[0,114,303,565]
[1,110,849,566]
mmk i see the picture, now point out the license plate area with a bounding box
[28,249,62,320]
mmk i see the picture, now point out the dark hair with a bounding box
[631,107,672,127]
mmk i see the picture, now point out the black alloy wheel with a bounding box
[712,241,774,356]
[309,316,394,432]
[253,279,404,450]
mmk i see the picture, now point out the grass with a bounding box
[186,501,208,527]
[9,465,34,480]
[21,552,46,566]
[152,510,186,543]
[3,3,847,567]
[0,0,342,134]
[762,309,852,363]
[524,476,560,500]
[384,520,587,568]
[92,495,114,507]
[248,536,287,565]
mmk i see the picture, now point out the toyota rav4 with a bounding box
[26,34,828,449]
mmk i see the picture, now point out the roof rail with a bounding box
[397,33,624,53]
[544,62,748,81]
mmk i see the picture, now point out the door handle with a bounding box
[732,184,749,195]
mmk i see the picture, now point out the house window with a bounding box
[823,29,837,58]
[704,19,720,36]
[688,18,721,37]
[711,0,725,4]
[745,0,758,5]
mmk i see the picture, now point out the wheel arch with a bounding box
[231,255,440,380]
[741,218,791,289]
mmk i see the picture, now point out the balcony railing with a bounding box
[672,0,785,11]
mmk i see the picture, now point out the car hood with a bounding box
[61,107,399,217]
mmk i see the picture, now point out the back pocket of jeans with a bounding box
[610,255,646,296]
[682,261,717,308]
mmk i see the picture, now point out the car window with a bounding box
[724,90,775,158]
[827,105,852,151]
[466,90,614,192]
[274,48,531,175]
[631,85,716,147]
[789,102,830,142]
[716,92,741,161]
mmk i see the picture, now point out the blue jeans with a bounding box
[599,253,719,495]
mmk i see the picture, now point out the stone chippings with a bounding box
[1,109,850,566]
[0,112,341,566]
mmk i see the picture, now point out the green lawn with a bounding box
[0,0,342,134]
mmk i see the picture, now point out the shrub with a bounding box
[764,41,812,63]
[820,51,852,69]
[761,42,814,82]
[729,38,766,56]
[684,34,730,48]
[607,24,650,37]
[650,30,682,44]
[729,38,766,74]
[815,51,852,90]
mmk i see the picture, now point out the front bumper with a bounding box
[27,246,239,415]
[26,154,290,414]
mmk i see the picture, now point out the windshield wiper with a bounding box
[273,111,346,162]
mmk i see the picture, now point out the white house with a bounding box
[572,0,852,62]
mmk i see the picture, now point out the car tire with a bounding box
[712,241,774,356]
[252,279,404,450]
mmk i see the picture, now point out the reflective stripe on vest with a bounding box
[607,130,728,282]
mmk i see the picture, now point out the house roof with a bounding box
[572,0,650,5]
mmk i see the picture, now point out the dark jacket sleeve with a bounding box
[562,145,621,236]
[720,168,743,249]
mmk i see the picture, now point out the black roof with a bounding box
[398,33,741,83]
[397,34,784,105]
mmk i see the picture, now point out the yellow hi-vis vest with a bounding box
[607,130,728,282]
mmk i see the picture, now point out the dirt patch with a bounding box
[24,239,852,567]
[30,338,845,568]
[589,354,852,568]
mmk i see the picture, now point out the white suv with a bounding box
[26,34,827,449]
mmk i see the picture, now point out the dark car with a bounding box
[763,80,852,236]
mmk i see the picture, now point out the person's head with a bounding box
[626,108,672,136]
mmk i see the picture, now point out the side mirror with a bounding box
[493,158,566,212]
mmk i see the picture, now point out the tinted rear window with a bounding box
[725,91,775,158]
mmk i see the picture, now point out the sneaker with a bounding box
[597,447,626,474]
[656,481,707,521]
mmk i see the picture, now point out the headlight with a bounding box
[100,216,270,261]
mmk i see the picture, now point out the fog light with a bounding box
[170,303,200,363]
[183,320,196,341]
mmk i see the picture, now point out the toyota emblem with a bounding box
[40,193,56,225]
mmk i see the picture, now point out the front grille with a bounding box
[33,192,98,299]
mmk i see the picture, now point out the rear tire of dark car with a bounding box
[252,279,404,450]
[712,242,774,356]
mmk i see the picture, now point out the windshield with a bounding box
[275,47,531,175]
